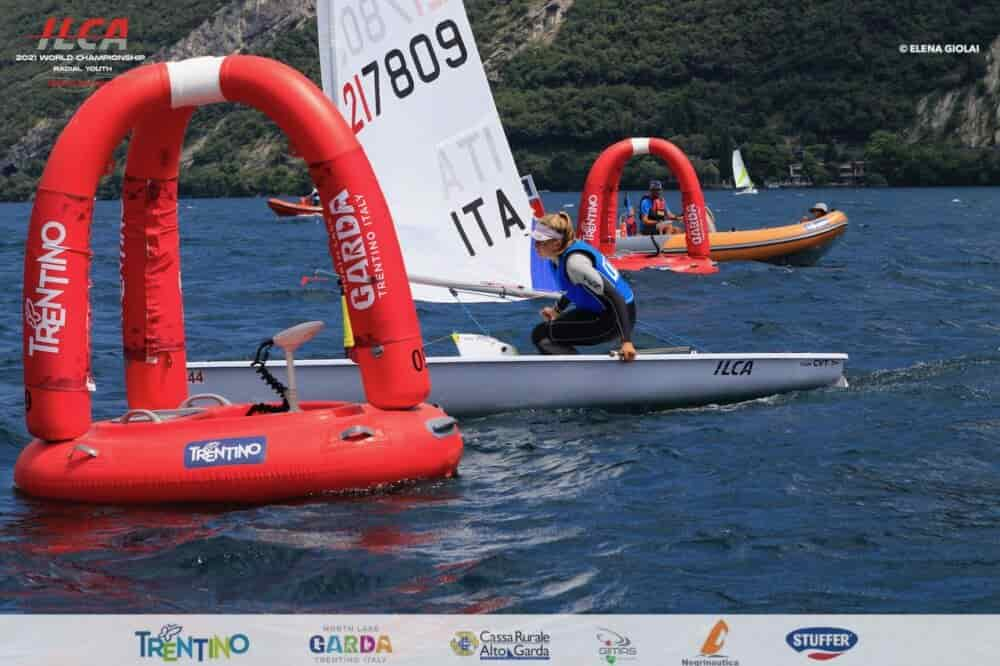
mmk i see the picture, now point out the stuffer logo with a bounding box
[786,627,858,660]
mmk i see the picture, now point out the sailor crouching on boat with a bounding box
[531,212,638,362]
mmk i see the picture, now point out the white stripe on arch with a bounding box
[166,57,226,108]
[631,138,650,155]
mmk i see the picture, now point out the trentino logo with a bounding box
[597,628,637,663]
[184,436,266,468]
[451,631,479,656]
[681,620,739,666]
[136,625,250,662]
[786,627,858,660]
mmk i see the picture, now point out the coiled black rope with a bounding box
[246,339,290,416]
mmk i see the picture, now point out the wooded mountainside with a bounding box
[0,0,997,200]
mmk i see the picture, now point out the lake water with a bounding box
[1,187,998,612]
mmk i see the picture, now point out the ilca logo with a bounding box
[32,17,129,51]
[786,627,858,660]
[596,628,637,664]
[451,631,479,657]
[681,620,739,666]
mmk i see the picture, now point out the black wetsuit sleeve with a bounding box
[555,295,571,313]
[593,276,634,343]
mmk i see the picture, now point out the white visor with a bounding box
[531,224,563,241]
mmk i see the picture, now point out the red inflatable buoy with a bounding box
[17,55,462,503]
[577,138,716,274]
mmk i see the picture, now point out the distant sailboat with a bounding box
[732,149,758,195]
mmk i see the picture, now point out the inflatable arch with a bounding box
[576,138,714,272]
[23,55,427,442]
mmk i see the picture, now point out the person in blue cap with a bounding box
[638,180,682,235]
[530,212,637,361]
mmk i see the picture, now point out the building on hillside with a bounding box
[837,160,866,185]
[788,162,811,187]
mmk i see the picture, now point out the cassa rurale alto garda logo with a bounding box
[451,629,550,660]
[451,631,479,656]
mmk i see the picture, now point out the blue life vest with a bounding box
[556,241,634,313]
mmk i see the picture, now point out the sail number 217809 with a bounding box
[341,18,468,135]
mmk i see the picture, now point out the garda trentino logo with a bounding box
[184,436,266,469]
[309,624,393,663]
[136,625,250,661]
[786,627,858,660]
[681,620,739,666]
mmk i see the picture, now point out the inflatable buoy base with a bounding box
[14,401,462,504]
[611,253,718,274]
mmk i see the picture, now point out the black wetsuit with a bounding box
[532,248,636,355]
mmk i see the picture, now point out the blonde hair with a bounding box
[537,211,575,250]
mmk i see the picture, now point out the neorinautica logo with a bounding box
[136,625,250,662]
[786,627,858,660]
[681,620,739,666]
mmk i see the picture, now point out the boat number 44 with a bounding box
[714,359,753,376]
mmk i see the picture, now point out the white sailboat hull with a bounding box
[187,353,848,417]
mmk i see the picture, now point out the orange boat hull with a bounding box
[266,197,322,217]
[647,211,848,266]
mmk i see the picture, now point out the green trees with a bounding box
[863,130,1000,186]
[486,0,1000,189]
[2,0,997,200]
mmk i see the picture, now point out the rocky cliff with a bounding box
[910,36,1000,147]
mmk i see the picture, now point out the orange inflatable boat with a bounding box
[615,211,848,266]
[575,137,847,269]
[267,197,323,217]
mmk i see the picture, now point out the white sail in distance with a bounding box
[732,148,755,190]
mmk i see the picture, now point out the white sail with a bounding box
[732,148,754,190]
[317,0,539,302]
